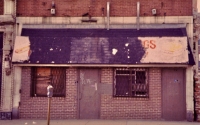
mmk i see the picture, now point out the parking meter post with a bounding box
[47,85,53,125]
[47,97,51,125]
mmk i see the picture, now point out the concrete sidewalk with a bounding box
[0,120,199,125]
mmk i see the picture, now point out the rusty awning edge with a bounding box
[12,63,189,68]
[22,24,186,29]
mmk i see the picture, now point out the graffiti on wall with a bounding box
[70,37,111,63]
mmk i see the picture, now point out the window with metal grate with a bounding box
[31,67,66,97]
[114,68,148,98]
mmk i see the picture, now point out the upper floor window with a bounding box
[31,67,66,97]
[114,68,148,97]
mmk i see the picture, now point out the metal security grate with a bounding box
[31,67,66,97]
[114,68,148,97]
[51,68,66,97]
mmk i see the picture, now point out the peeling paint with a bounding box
[28,50,32,57]
[13,29,191,64]
[112,48,118,55]
[139,37,188,63]
[12,36,31,62]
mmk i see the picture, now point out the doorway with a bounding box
[162,68,186,120]
[78,69,100,119]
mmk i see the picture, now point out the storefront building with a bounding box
[1,0,199,121]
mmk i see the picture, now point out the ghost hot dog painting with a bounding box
[12,36,31,62]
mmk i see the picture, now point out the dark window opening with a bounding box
[0,33,3,103]
[114,68,148,97]
[31,67,66,97]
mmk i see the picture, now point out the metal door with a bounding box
[162,68,186,120]
[79,69,100,119]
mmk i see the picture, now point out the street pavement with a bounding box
[0,119,199,125]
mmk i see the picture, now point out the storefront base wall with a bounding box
[100,68,162,119]
[19,67,77,119]
[20,67,161,119]
[195,82,200,121]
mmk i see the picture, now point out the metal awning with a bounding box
[12,28,195,66]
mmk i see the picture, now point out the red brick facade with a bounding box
[100,68,161,119]
[20,67,161,119]
[195,80,200,121]
[20,67,78,119]
[16,0,192,17]
[0,0,3,15]
[101,68,113,84]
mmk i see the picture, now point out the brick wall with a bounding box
[100,68,162,119]
[101,68,113,84]
[0,0,3,15]
[19,67,78,119]
[195,79,200,121]
[20,67,162,119]
[16,0,192,17]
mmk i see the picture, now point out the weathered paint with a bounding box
[139,37,188,63]
[79,69,100,119]
[12,36,30,62]
[12,35,189,64]
[12,67,22,119]
[186,66,194,121]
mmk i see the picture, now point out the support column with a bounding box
[12,66,21,119]
[4,0,14,15]
[1,25,13,113]
[186,66,194,121]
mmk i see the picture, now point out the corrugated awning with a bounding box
[12,28,195,65]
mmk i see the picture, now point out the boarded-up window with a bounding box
[31,67,66,97]
[114,68,148,97]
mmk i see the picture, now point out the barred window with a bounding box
[114,68,148,97]
[31,67,66,97]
